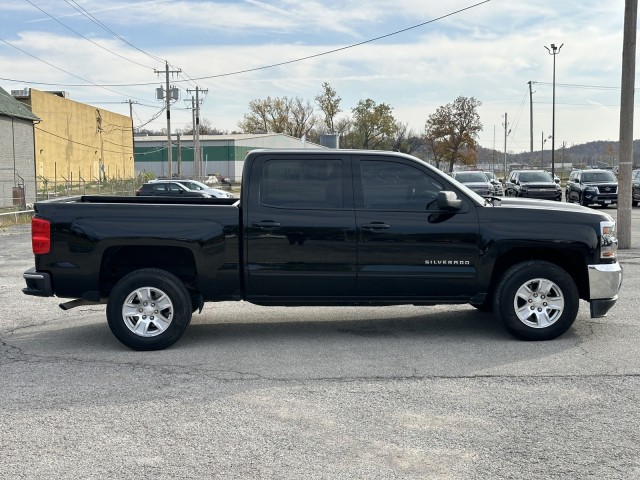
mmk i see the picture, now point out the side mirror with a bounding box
[436,191,462,211]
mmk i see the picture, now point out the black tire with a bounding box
[579,194,589,207]
[493,261,579,341]
[107,268,193,350]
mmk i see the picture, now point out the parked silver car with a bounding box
[156,179,235,198]
[450,171,494,196]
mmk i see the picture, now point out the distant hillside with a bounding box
[477,140,640,170]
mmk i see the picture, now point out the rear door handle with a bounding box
[253,220,281,230]
[361,222,391,230]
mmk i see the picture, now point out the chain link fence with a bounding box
[0,175,150,227]
[33,175,148,202]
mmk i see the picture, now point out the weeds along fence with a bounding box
[0,208,34,228]
[34,175,148,201]
[0,175,150,227]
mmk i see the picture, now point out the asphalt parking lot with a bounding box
[1,207,640,479]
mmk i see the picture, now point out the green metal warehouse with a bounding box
[134,133,324,181]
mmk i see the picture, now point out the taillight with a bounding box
[32,218,51,255]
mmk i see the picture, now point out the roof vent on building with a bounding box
[10,88,30,98]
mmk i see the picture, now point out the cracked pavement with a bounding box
[1,224,640,479]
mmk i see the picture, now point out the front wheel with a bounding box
[493,261,579,340]
[579,194,589,207]
[107,268,193,350]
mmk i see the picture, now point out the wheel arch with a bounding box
[487,247,589,301]
[99,245,198,297]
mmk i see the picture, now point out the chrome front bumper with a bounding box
[588,262,623,318]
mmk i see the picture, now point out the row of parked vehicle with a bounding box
[135,179,236,199]
[564,168,640,208]
[452,167,640,208]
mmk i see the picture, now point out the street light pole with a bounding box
[541,131,545,169]
[545,43,563,179]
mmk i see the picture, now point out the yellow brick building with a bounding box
[15,88,134,183]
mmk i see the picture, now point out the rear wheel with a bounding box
[493,261,579,340]
[107,268,192,350]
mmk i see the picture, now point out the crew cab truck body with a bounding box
[23,150,623,350]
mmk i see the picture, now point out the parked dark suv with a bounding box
[632,169,640,207]
[566,169,618,208]
[505,170,562,201]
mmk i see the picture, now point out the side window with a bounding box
[359,160,443,210]
[261,159,344,209]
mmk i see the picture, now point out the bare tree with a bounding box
[289,97,317,138]
[315,82,341,133]
[238,96,316,138]
[181,118,226,135]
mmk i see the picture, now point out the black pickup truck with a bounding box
[23,149,623,350]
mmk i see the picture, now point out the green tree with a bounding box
[425,96,483,172]
[349,99,398,150]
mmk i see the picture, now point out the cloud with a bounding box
[0,0,635,150]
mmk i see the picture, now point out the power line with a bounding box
[2,0,492,88]
[63,0,164,65]
[0,36,151,104]
[35,125,134,154]
[533,81,640,91]
[23,0,155,70]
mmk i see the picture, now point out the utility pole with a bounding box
[125,99,138,171]
[618,0,637,249]
[502,113,510,178]
[545,43,563,179]
[187,86,208,180]
[191,97,197,177]
[528,81,534,155]
[155,61,181,178]
[177,133,182,177]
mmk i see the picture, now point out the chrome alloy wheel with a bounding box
[513,278,565,329]
[122,286,174,337]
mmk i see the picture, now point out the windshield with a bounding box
[180,180,208,191]
[582,171,616,183]
[483,172,496,181]
[519,171,553,183]
[455,172,488,183]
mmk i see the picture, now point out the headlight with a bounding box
[585,186,597,192]
[600,220,618,259]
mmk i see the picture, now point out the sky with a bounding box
[0,0,634,154]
